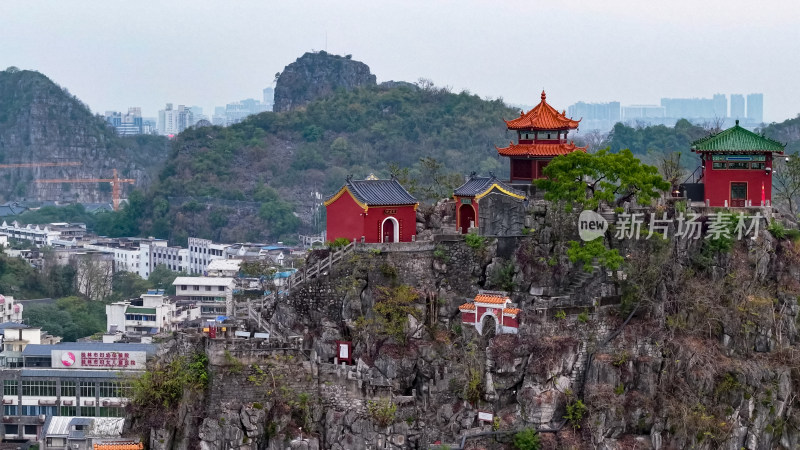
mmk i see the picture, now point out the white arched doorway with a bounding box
[381,216,400,243]
[477,312,498,337]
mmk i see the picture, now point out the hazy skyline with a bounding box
[2,0,798,123]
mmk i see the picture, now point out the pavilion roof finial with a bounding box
[541,90,546,101]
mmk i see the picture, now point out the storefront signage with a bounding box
[51,350,146,369]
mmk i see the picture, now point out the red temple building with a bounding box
[691,120,785,207]
[324,176,418,243]
[453,174,526,234]
[497,91,587,183]
[458,291,520,336]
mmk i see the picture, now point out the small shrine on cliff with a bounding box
[458,291,520,336]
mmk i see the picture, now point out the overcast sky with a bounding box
[2,0,798,123]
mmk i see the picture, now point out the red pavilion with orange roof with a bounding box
[497,91,587,183]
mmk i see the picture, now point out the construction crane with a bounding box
[35,169,136,211]
[0,162,82,168]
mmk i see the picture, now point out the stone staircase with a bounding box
[568,341,589,386]
[598,204,617,223]
[562,264,600,296]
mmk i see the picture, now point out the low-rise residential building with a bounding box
[206,259,242,277]
[40,416,136,450]
[84,238,186,279]
[0,221,86,247]
[105,289,200,337]
[0,322,62,368]
[105,290,177,335]
[187,238,228,275]
[0,342,156,441]
[0,295,23,323]
[172,277,234,318]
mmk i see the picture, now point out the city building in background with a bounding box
[104,108,143,135]
[569,92,766,133]
[747,93,764,124]
[157,103,193,135]
[566,101,620,133]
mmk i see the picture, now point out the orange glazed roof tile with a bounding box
[459,303,476,311]
[474,294,510,305]
[503,308,521,315]
[504,91,581,130]
[496,142,587,157]
[94,444,143,450]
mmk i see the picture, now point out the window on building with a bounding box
[80,381,96,398]
[21,380,56,396]
[3,405,17,415]
[4,424,18,435]
[21,405,39,415]
[205,286,211,291]
[181,285,187,290]
[60,405,76,416]
[712,162,726,170]
[4,380,18,396]
[60,381,76,397]
[47,438,66,447]
[752,162,766,170]
[98,382,119,398]
[193,286,199,291]
[99,406,124,417]
[80,406,96,416]
[729,162,749,169]
[23,424,37,435]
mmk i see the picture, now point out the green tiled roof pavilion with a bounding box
[691,120,785,153]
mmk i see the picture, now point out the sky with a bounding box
[2,0,799,123]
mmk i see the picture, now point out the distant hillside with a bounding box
[0,67,168,204]
[759,115,800,154]
[141,81,518,244]
[273,52,376,112]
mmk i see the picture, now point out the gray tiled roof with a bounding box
[0,322,30,330]
[328,178,417,206]
[454,175,526,198]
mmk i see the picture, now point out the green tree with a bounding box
[567,238,624,272]
[110,272,151,301]
[513,428,542,450]
[536,148,670,210]
[148,264,185,295]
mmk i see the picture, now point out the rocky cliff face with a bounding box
[0,68,168,203]
[135,201,800,449]
[273,52,376,112]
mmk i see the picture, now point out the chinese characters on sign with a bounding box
[80,351,136,368]
[613,212,763,240]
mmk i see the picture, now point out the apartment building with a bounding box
[172,277,234,318]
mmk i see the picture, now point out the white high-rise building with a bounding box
[157,103,193,135]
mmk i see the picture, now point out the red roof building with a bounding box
[458,291,520,335]
[497,91,586,182]
[324,176,418,243]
